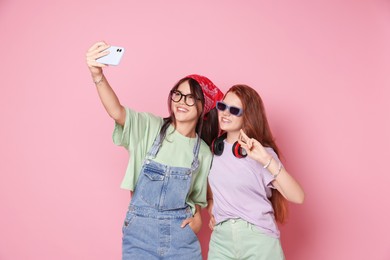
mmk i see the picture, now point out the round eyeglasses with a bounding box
[216,101,243,116]
[170,90,199,106]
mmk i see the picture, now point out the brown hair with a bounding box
[226,84,288,223]
[160,78,219,147]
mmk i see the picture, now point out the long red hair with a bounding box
[226,84,288,223]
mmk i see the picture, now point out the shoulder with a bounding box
[198,140,213,170]
[199,139,212,157]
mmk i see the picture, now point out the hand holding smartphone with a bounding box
[96,46,125,66]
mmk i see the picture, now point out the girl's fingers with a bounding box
[237,139,249,150]
[86,42,111,63]
[87,41,108,52]
[86,56,107,68]
[239,129,250,143]
[239,129,248,138]
[86,49,109,61]
[95,44,110,56]
[181,218,191,228]
[245,139,252,151]
[89,61,107,68]
[209,221,214,230]
[86,50,109,65]
[209,216,216,230]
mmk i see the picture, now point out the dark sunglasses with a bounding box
[216,101,243,116]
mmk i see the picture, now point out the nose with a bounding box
[178,96,186,105]
[222,108,231,116]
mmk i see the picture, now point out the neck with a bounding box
[226,131,240,144]
[174,122,197,138]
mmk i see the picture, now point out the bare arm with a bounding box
[86,41,126,125]
[207,181,216,230]
[265,159,305,204]
[238,129,305,204]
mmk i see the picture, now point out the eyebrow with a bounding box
[223,102,241,107]
[176,90,193,95]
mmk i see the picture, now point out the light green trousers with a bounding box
[208,219,285,260]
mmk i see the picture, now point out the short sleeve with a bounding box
[186,142,213,211]
[112,107,163,191]
[113,122,129,149]
[112,107,162,149]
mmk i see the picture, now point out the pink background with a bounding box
[1,0,389,259]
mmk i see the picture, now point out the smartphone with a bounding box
[96,46,125,66]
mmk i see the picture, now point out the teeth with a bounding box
[178,107,187,112]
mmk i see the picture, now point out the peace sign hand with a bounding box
[237,129,272,165]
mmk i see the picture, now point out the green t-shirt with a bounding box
[112,108,212,212]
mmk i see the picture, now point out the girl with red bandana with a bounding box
[86,41,223,260]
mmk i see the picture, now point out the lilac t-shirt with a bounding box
[208,141,282,238]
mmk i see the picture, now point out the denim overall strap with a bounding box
[190,136,201,172]
[147,130,201,173]
[146,132,164,159]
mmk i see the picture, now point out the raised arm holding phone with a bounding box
[86,41,223,259]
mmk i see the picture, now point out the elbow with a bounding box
[285,190,305,204]
[110,106,126,125]
[293,191,305,204]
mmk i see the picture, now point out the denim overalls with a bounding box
[122,132,202,260]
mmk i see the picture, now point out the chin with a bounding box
[221,126,240,134]
[220,126,230,132]
[219,122,231,131]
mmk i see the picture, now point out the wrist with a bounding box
[92,74,104,85]
[272,161,283,178]
[262,156,273,169]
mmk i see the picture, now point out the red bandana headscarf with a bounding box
[185,74,224,114]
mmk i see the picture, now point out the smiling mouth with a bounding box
[221,117,231,123]
[177,106,189,112]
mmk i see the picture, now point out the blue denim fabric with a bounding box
[122,133,202,260]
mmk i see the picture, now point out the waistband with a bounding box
[216,218,280,238]
[217,218,249,226]
[128,205,192,219]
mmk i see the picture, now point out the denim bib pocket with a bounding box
[137,164,166,208]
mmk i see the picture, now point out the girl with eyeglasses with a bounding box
[207,84,305,260]
[86,41,223,259]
